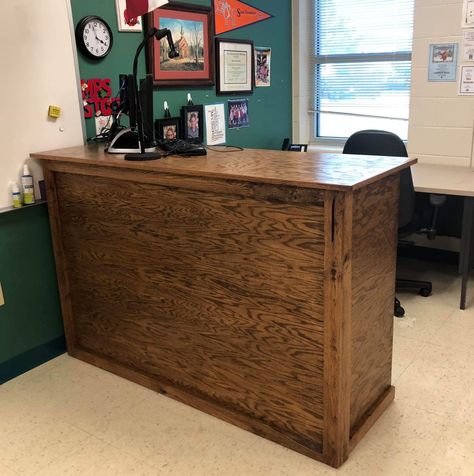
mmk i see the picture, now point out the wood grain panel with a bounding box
[350,175,399,432]
[322,191,352,467]
[55,172,326,450]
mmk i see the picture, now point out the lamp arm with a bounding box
[132,28,178,154]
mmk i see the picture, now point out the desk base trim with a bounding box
[69,347,326,462]
[349,385,395,452]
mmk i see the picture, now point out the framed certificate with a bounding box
[216,38,254,95]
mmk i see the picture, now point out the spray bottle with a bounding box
[11,182,22,208]
[21,164,35,205]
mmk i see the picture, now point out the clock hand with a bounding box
[92,25,106,45]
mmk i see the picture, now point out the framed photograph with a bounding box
[216,38,254,95]
[181,105,204,143]
[155,117,181,141]
[115,0,143,32]
[228,98,249,129]
[146,3,214,87]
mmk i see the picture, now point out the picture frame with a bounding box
[155,117,181,142]
[181,105,204,143]
[146,2,214,87]
[115,0,143,32]
[216,38,254,95]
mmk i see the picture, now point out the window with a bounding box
[313,0,414,141]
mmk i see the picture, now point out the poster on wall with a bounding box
[81,78,120,120]
[115,0,143,32]
[459,65,474,94]
[462,30,474,61]
[213,0,273,35]
[462,0,474,28]
[205,104,226,145]
[428,43,458,81]
[255,47,271,87]
[227,98,249,129]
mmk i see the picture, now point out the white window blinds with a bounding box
[314,0,415,140]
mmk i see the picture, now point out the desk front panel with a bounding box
[53,171,327,452]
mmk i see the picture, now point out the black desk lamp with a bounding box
[124,28,179,161]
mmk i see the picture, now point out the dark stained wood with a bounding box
[36,145,411,468]
[31,144,416,192]
[350,175,399,432]
[349,385,395,452]
[42,165,77,351]
[322,191,353,467]
[56,172,325,450]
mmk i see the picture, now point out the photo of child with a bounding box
[164,125,177,140]
[187,112,200,139]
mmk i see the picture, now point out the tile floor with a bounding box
[1,258,474,475]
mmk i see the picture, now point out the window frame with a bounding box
[293,0,413,145]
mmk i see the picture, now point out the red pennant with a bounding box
[213,0,273,35]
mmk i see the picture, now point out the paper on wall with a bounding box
[205,104,226,145]
[459,65,474,94]
[462,0,474,28]
[462,30,474,61]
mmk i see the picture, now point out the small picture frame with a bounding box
[155,117,181,141]
[216,38,254,95]
[115,0,143,32]
[181,105,204,143]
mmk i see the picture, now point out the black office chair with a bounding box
[282,138,308,152]
[343,130,432,317]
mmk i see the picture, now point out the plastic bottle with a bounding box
[21,164,35,205]
[11,182,22,208]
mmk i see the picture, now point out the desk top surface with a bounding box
[32,145,415,192]
[412,163,474,197]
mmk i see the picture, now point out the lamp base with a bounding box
[124,151,163,161]
[106,128,157,155]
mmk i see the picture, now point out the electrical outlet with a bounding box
[0,282,4,306]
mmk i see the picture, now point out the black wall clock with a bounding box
[75,16,113,60]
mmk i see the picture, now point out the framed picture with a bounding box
[181,105,204,143]
[115,0,143,32]
[255,47,271,87]
[228,98,249,129]
[155,117,181,141]
[216,38,254,95]
[146,3,214,87]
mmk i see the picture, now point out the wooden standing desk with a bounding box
[412,163,474,309]
[32,145,415,468]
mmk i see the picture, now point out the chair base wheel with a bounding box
[394,306,405,318]
[419,288,432,297]
[394,297,405,317]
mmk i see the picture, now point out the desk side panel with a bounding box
[53,170,326,453]
[350,174,398,433]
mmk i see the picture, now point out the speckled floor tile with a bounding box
[34,436,158,476]
[0,386,90,474]
[421,421,474,476]
[0,462,19,475]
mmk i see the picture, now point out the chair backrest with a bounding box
[343,130,415,229]
[282,138,308,152]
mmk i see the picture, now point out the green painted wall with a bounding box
[71,0,292,149]
[0,205,64,365]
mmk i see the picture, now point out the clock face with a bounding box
[76,16,113,59]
